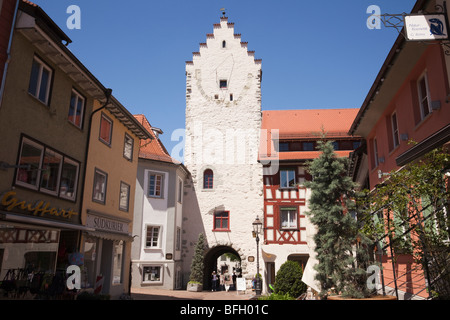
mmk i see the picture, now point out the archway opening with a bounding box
[203,245,242,290]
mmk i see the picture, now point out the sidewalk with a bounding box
[130,287,257,300]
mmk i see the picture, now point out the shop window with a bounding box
[145,226,160,248]
[143,266,162,283]
[28,56,53,105]
[92,168,107,204]
[213,211,230,231]
[203,169,214,189]
[119,181,130,212]
[16,138,44,190]
[40,149,62,196]
[280,207,298,230]
[280,168,296,189]
[59,158,79,201]
[112,241,124,284]
[15,136,80,200]
[99,113,113,146]
[123,133,134,161]
[68,89,85,128]
[82,238,97,288]
[148,173,163,198]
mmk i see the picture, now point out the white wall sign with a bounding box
[86,213,129,234]
[404,14,448,41]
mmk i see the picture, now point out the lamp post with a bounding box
[252,216,263,295]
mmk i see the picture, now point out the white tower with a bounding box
[183,13,264,290]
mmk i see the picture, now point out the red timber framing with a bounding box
[263,165,309,245]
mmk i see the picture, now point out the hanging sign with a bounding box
[404,14,448,41]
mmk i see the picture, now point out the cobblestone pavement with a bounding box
[130,287,257,300]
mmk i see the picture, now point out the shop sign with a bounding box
[86,213,129,234]
[404,14,448,41]
[0,191,78,220]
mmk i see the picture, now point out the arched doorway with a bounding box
[203,245,242,290]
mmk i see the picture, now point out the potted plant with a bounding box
[305,137,392,299]
[187,233,205,292]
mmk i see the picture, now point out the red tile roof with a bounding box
[134,115,179,164]
[259,108,360,162]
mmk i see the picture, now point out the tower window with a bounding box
[222,40,226,48]
[220,80,228,89]
[230,94,233,101]
[203,169,214,189]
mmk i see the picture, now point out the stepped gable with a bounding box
[185,15,262,65]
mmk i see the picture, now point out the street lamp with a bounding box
[252,216,263,295]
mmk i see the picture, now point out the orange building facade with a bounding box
[349,0,450,299]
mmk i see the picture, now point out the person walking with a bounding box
[211,271,218,292]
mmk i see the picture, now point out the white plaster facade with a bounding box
[183,16,265,289]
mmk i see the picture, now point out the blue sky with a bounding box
[30,0,415,160]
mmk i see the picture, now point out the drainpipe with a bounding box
[77,88,112,236]
[0,0,20,109]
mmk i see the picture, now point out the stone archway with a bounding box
[203,245,244,290]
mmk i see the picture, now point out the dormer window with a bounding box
[220,80,228,89]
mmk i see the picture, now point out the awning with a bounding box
[1,211,95,232]
[85,230,134,242]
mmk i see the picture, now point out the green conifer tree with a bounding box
[189,233,205,284]
[305,139,364,298]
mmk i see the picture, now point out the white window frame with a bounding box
[68,89,85,128]
[280,207,298,230]
[391,111,400,149]
[145,225,161,248]
[28,56,52,105]
[417,71,432,120]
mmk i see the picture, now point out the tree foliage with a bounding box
[305,139,372,298]
[273,260,307,298]
[361,146,450,299]
[189,233,205,284]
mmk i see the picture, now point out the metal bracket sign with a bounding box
[404,14,449,41]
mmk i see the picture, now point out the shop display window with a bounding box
[142,266,162,283]
[112,241,124,285]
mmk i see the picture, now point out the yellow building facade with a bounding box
[80,97,151,298]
